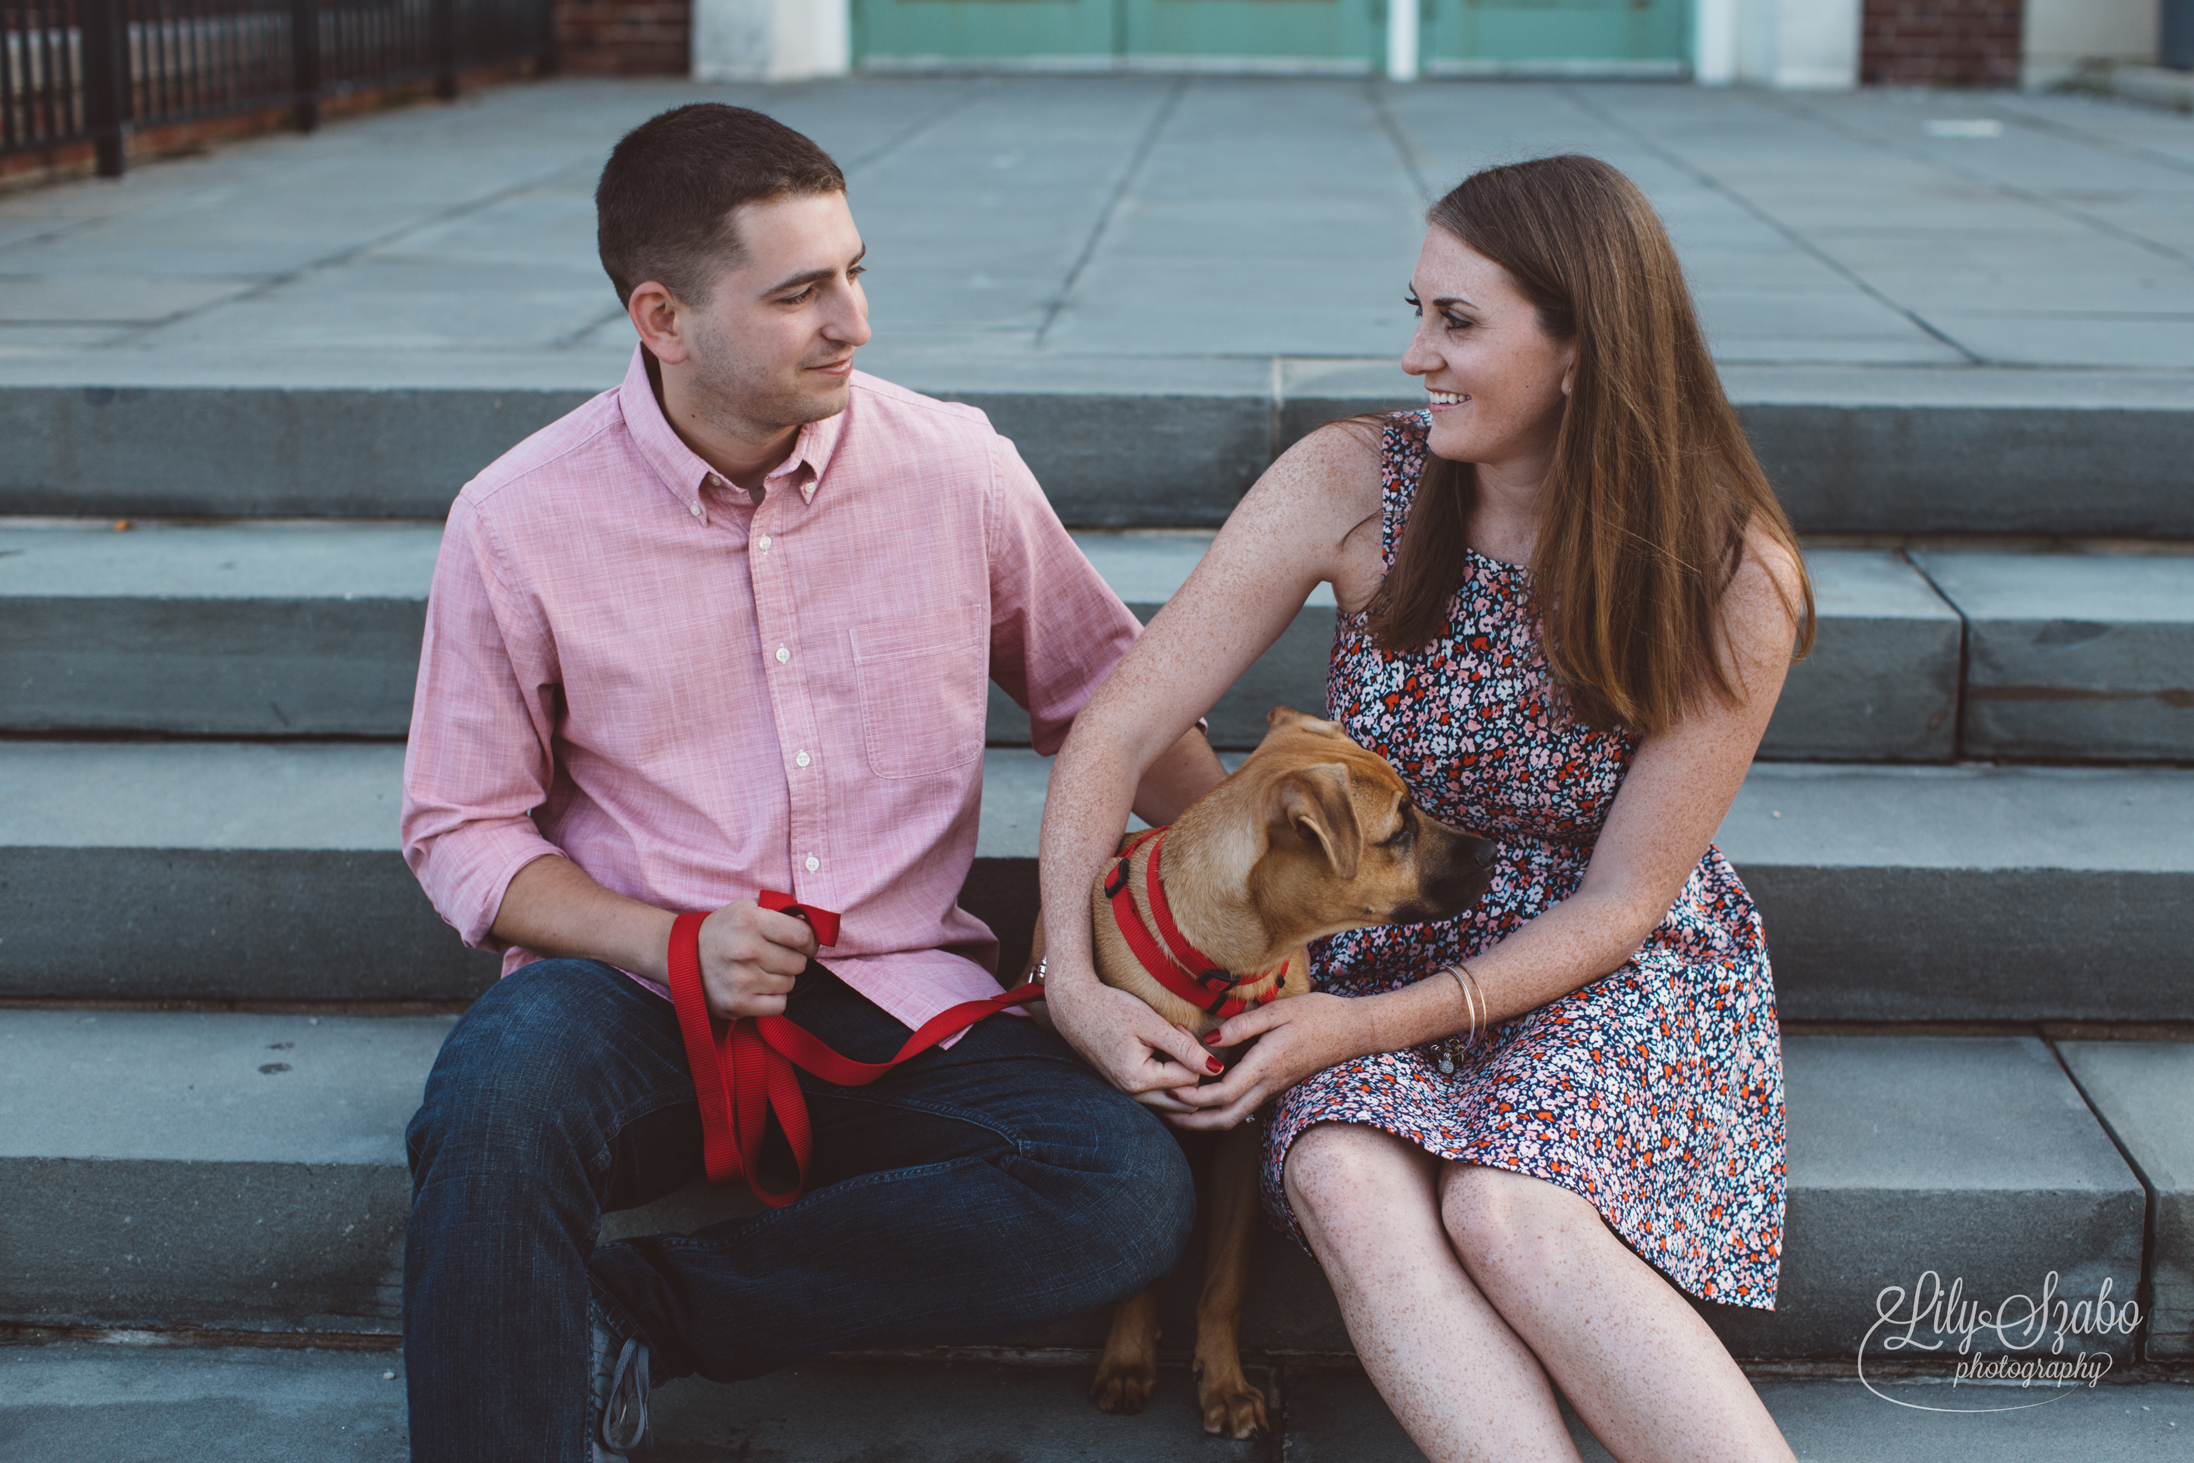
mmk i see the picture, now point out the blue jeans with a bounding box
[403,958,1195,1463]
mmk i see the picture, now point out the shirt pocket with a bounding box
[848,601,989,780]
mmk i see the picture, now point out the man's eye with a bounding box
[784,286,815,305]
[848,265,867,279]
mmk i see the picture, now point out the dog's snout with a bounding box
[1470,837,1497,870]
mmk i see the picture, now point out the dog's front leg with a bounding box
[1192,1121,1269,1438]
[1089,1287,1162,1414]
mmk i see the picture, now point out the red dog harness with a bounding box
[666,890,1043,1207]
[1104,827,1289,1021]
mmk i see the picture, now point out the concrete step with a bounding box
[1911,551,2194,763]
[0,1017,2155,1373]
[0,519,2060,763]
[6,1344,2190,1463]
[2059,1042,2194,1359]
[5,744,2191,1020]
[5,365,2192,538]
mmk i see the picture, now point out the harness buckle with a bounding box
[1103,858,1131,901]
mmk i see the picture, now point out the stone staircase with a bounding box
[3,378,2192,1453]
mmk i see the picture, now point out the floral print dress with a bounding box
[1257,413,1785,1310]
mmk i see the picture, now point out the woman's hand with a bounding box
[1043,961,1224,1112]
[1163,992,1374,1131]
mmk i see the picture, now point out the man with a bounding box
[400,104,1221,1461]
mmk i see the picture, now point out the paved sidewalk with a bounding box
[0,75,2191,395]
[3,1343,2190,1461]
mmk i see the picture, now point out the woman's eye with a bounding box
[1404,292,1423,316]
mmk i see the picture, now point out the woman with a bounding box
[1036,154,1812,1462]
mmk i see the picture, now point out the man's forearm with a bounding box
[489,855,679,983]
[1129,726,1227,829]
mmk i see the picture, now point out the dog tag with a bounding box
[1438,1056,1455,1075]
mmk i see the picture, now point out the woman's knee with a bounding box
[1282,1122,1417,1236]
[1438,1164,1596,1297]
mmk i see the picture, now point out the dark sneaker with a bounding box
[588,1301,653,1460]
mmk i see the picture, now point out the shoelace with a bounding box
[600,1336,651,1454]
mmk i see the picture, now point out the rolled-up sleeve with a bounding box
[982,433,1142,756]
[400,494,566,950]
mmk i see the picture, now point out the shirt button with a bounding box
[775,645,789,664]
[758,535,772,552]
[689,502,702,517]
[795,750,810,768]
[804,854,820,873]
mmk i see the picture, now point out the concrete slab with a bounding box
[5,1343,2193,1463]
[0,1024,2150,1368]
[1912,552,2194,762]
[1718,763,2194,1021]
[0,79,2188,534]
[0,523,438,736]
[0,1011,449,1330]
[0,742,499,1001]
[1709,1036,2145,1362]
[2058,1041,2194,1359]
[0,1344,410,1463]
[1283,1368,2194,1462]
[7,745,2193,1014]
[0,527,1962,760]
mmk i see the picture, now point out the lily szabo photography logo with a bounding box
[1858,1270,2142,1412]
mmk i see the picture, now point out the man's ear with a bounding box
[627,281,691,365]
[1270,763,1361,881]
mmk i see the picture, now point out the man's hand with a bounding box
[696,899,820,1020]
[1043,960,1224,1111]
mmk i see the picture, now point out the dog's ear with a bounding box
[1271,763,1361,881]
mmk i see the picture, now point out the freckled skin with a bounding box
[1037,228,1801,1462]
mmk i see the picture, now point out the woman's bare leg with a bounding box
[1284,1123,1582,1463]
[1439,1164,1795,1463]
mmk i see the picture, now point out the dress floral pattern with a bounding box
[1258,412,1785,1310]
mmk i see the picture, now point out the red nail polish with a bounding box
[1201,1030,1222,1045]
[1207,1057,1225,1075]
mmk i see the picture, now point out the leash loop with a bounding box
[665,898,1042,1207]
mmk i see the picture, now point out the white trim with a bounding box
[1386,0,1420,82]
[1693,0,1740,85]
[1425,57,1688,79]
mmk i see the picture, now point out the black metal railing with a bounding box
[2,0,551,172]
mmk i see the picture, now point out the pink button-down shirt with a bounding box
[401,347,1141,1030]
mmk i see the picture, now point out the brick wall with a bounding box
[555,0,690,75]
[1862,0,2023,87]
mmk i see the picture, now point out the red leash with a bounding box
[665,892,1044,1207]
[1104,828,1287,1020]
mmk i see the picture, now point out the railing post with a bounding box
[431,0,458,99]
[78,0,130,177]
[289,0,321,132]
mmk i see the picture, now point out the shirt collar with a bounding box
[618,346,850,522]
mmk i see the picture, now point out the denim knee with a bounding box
[406,962,637,1185]
[1043,1098,1197,1306]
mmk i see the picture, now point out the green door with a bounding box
[1123,0,1380,66]
[855,0,1382,68]
[856,0,1119,65]
[1424,0,1688,71]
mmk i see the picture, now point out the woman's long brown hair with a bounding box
[1365,154,1814,736]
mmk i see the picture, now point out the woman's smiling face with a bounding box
[1400,226,1575,472]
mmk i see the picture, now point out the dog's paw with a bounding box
[1198,1374,1268,1439]
[1089,1357,1159,1415]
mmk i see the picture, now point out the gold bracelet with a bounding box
[1446,962,1483,1046]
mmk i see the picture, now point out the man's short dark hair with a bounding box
[596,104,846,307]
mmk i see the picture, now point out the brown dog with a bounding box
[1031,706,1496,1438]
